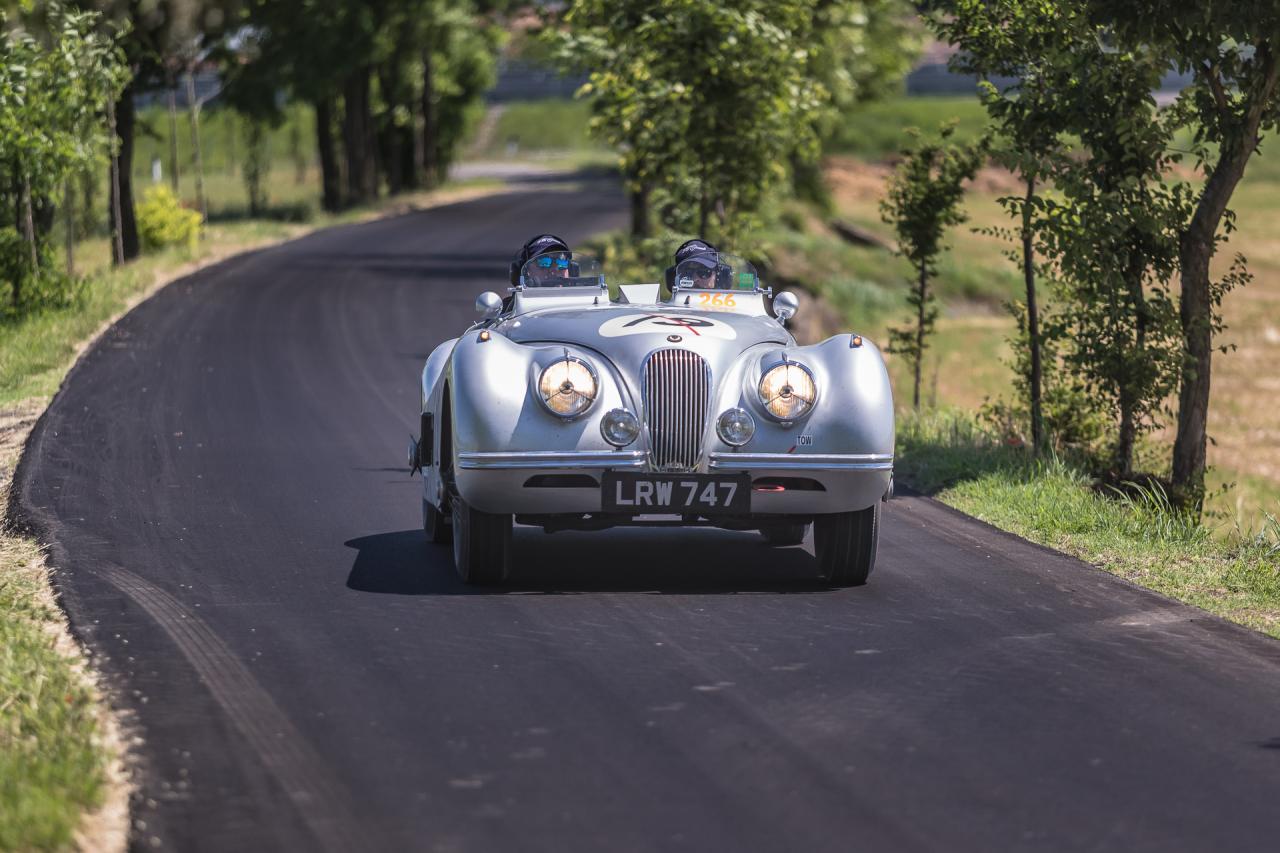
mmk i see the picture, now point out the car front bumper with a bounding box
[454,450,893,515]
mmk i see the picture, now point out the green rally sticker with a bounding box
[737,272,755,288]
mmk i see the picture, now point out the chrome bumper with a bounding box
[709,452,894,471]
[457,450,646,470]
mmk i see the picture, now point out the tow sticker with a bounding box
[598,313,738,340]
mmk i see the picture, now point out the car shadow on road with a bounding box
[345,527,839,595]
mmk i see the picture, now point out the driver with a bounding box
[510,233,573,287]
[669,238,728,290]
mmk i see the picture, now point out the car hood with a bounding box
[496,304,792,376]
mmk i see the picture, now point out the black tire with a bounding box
[423,497,452,544]
[759,522,809,546]
[813,503,879,586]
[451,495,511,584]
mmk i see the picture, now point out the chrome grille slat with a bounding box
[643,348,710,471]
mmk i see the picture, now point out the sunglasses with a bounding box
[692,267,713,279]
[536,255,571,269]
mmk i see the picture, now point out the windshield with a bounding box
[519,252,604,288]
[670,251,760,292]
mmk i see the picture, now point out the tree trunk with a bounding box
[314,97,342,212]
[343,69,378,204]
[64,180,74,276]
[1172,57,1280,506]
[108,84,139,262]
[378,65,404,195]
[421,49,439,188]
[400,127,417,192]
[1021,175,1043,452]
[186,70,207,223]
[1171,147,1251,504]
[630,180,651,240]
[1115,243,1149,479]
[20,172,38,276]
[167,83,181,191]
[913,264,928,410]
[412,83,426,189]
[1116,395,1136,479]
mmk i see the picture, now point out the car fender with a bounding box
[712,333,894,458]
[444,331,643,512]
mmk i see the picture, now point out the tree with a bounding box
[230,0,503,210]
[934,0,1072,453]
[798,0,919,208]
[0,1,127,306]
[1085,2,1280,503]
[880,124,984,409]
[551,0,828,242]
[934,0,1200,476]
[77,0,243,261]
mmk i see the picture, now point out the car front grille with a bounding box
[642,348,710,471]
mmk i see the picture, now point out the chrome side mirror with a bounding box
[475,291,503,319]
[773,290,799,323]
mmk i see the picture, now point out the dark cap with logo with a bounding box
[520,234,570,262]
[673,238,718,265]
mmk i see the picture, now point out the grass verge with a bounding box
[1,432,126,852]
[898,410,1280,639]
[0,175,512,850]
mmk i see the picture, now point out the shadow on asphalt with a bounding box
[345,527,840,595]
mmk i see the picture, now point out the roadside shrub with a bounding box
[0,227,29,308]
[136,185,201,254]
[0,227,81,314]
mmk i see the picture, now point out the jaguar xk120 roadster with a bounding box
[410,250,894,585]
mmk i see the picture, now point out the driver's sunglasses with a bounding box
[692,267,713,279]
[537,255,571,269]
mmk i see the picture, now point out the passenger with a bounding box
[510,234,573,287]
[667,238,729,290]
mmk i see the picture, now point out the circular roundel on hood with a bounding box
[598,312,738,341]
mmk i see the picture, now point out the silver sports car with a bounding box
[411,250,894,585]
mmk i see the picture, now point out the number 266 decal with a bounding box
[696,293,737,308]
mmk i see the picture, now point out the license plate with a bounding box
[602,472,750,515]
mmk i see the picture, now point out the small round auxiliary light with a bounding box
[600,408,641,447]
[478,330,491,342]
[850,334,863,348]
[716,407,756,447]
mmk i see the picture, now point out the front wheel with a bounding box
[813,504,879,586]
[451,495,511,585]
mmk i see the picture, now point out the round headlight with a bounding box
[716,407,756,447]
[538,357,598,418]
[758,361,817,421]
[600,408,640,447]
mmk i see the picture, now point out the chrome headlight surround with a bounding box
[756,359,818,423]
[716,407,756,447]
[600,408,641,447]
[536,355,599,419]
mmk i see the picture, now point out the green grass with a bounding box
[469,98,605,158]
[825,95,991,160]
[0,536,110,851]
[131,103,317,214]
[898,409,1280,638]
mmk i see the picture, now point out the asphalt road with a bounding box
[14,181,1280,852]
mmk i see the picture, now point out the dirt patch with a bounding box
[824,155,1022,208]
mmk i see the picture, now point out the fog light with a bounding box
[600,408,640,447]
[717,407,756,447]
